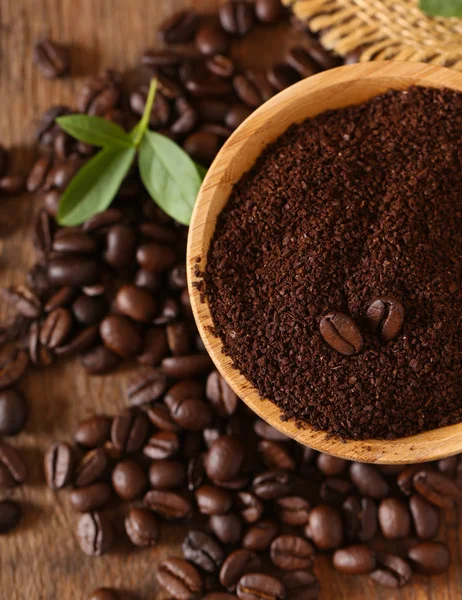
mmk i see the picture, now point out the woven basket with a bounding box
[284,0,462,70]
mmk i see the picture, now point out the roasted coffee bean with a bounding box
[253,419,289,442]
[144,489,192,520]
[35,105,69,145]
[47,256,99,287]
[0,500,21,534]
[112,459,147,500]
[74,415,111,448]
[44,286,75,312]
[53,231,97,255]
[333,545,376,575]
[137,328,168,366]
[206,371,239,417]
[270,535,314,571]
[305,41,340,70]
[77,71,120,116]
[305,505,343,550]
[282,570,319,600]
[195,24,229,57]
[396,464,430,496]
[100,315,142,358]
[187,453,205,491]
[0,389,27,436]
[183,530,224,573]
[316,454,347,476]
[207,55,235,79]
[182,62,233,98]
[219,2,255,36]
[125,507,159,548]
[243,519,279,551]
[235,492,264,523]
[285,47,320,78]
[170,98,198,136]
[130,86,170,127]
[409,494,440,539]
[0,440,26,484]
[83,208,123,233]
[225,104,252,130]
[367,296,405,342]
[253,469,292,500]
[370,552,412,589]
[43,159,82,191]
[111,408,150,454]
[220,549,261,590]
[143,431,180,460]
[69,482,112,512]
[166,322,191,356]
[27,155,53,192]
[159,9,199,43]
[140,222,178,245]
[149,460,185,490]
[44,442,73,490]
[141,48,183,68]
[196,484,233,515]
[236,573,285,600]
[4,285,41,320]
[40,307,73,349]
[76,511,114,556]
[258,440,295,471]
[157,557,203,599]
[437,455,459,478]
[0,348,29,389]
[162,354,214,379]
[147,404,179,433]
[205,436,245,482]
[153,296,181,325]
[33,208,53,256]
[127,368,168,406]
[74,448,107,488]
[104,224,137,268]
[28,320,54,367]
[277,496,310,526]
[183,131,221,166]
[165,379,204,405]
[378,498,411,539]
[319,311,363,356]
[255,0,285,23]
[88,588,120,600]
[170,397,213,432]
[53,129,73,160]
[233,70,273,108]
[33,38,69,78]
[81,344,121,374]
[0,175,25,195]
[408,541,450,574]
[342,496,377,542]
[349,463,389,499]
[72,295,106,327]
[196,98,230,122]
[210,513,242,545]
[136,241,176,272]
[267,64,299,91]
[412,469,462,508]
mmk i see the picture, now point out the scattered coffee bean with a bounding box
[236,573,286,600]
[349,463,389,499]
[159,10,199,44]
[205,436,245,482]
[100,315,142,358]
[125,507,159,547]
[111,408,150,454]
[74,447,108,488]
[143,431,180,460]
[219,2,255,36]
[370,552,412,588]
[220,548,261,590]
[144,490,192,520]
[255,0,285,24]
[34,38,70,79]
[305,505,343,550]
[409,494,440,539]
[44,442,73,490]
[333,545,376,575]
[378,498,411,539]
[182,530,224,573]
[74,415,111,448]
[319,312,363,356]
[112,459,147,500]
[76,511,114,556]
[69,482,112,512]
[270,534,314,571]
[127,368,168,406]
[0,441,26,484]
[342,496,377,542]
[367,296,405,342]
[243,519,279,551]
[277,496,310,526]
[413,470,462,509]
[157,557,203,599]
[0,389,27,435]
[196,25,230,57]
[407,541,450,575]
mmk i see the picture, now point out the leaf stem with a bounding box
[133,78,158,147]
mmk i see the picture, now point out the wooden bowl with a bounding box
[187,62,462,464]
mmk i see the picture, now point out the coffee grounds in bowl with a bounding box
[205,86,462,440]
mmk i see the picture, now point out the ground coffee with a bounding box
[205,86,462,440]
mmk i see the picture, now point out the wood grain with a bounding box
[0,1,460,599]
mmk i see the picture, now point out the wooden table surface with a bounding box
[0,1,460,598]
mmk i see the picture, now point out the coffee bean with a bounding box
[166,322,191,356]
[88,588,120,600]
[157,557,203,600]
[148,459,185,490]
[205,436,245,482]
[0,441,26,484]
[370,552,412,588]
[196,484,233,515]
[0,348,29,390]
[267,64,299,92]
[349,463,389,499]
[69,482,112,512]
[219,2,255,36]
[124,506,159,548]
[378,498,411,539]
[270,534,315,571]
[77,70,121,116]
[196,98,230,122]
[285,47,320,78]
[47,256,99,287]
[114,285,156,324]
[210,513,242,545]
[111,459,147,501]
[80,344,121,375]
[206,55,235,80]
[162,355,214,379]
[183,131,221,166]
[137,328,168,366]
[396,464,430,496]
[183,530,224,573]
[53,231,97,255]
[220,549,261,590]
[141,48,182,68]
[367,296,405,342]
[0,500,21,534]
[27,155,52,193]
[100,315,142,358]
[40,307,73,349]
[74,415,112,448]
[147,404,179,434]
[412,469,462,508]
[253,469,292,500]
[342,496,377,542]
[236,573,286,600]
[83,208,123,233]
[111,408,150,454]
[195,25,229,57]
[44,286,75,312]
[253,419,290,442]
[408,541,450,574]
[143,431,180,460]
[305,505,343,550]
[205,371,239,417]
[136,241,176,272]
[130,86,171,127]
[276,496,310,526]
[255,0,285,23]
[282,570,319,600]
[233,70,273,108]
[243,519,279,551]
[333,545,376,575]
[35,105,69,145]
[159,9,199,44]
[258,440,295,471]
[0,389,27,436]
[76,511,114,556]
[72,295,106,326]
[182,62,233,98]
[153,296,181,325]
[34,38,69,79]
[409,494,440,539]
[104,224,137,268]
[316,454,347,476]
[319,311,363,356]
[44,442,73,490]
[305,41,340,70]
[127,368,168,406]
[74,448,108,488]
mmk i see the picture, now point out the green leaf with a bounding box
[57,146,136,226]
[132,79,158,147]
[139,131,203,226]
[195,162,208,180]
[420,0,462,16]
[56,115,133,148]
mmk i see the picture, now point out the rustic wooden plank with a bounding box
[0,1,460,599]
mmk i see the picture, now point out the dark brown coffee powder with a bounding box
[205,86,462,440]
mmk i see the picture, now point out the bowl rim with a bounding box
[187,62,462,464]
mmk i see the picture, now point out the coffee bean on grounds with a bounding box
[205,87,462,440]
